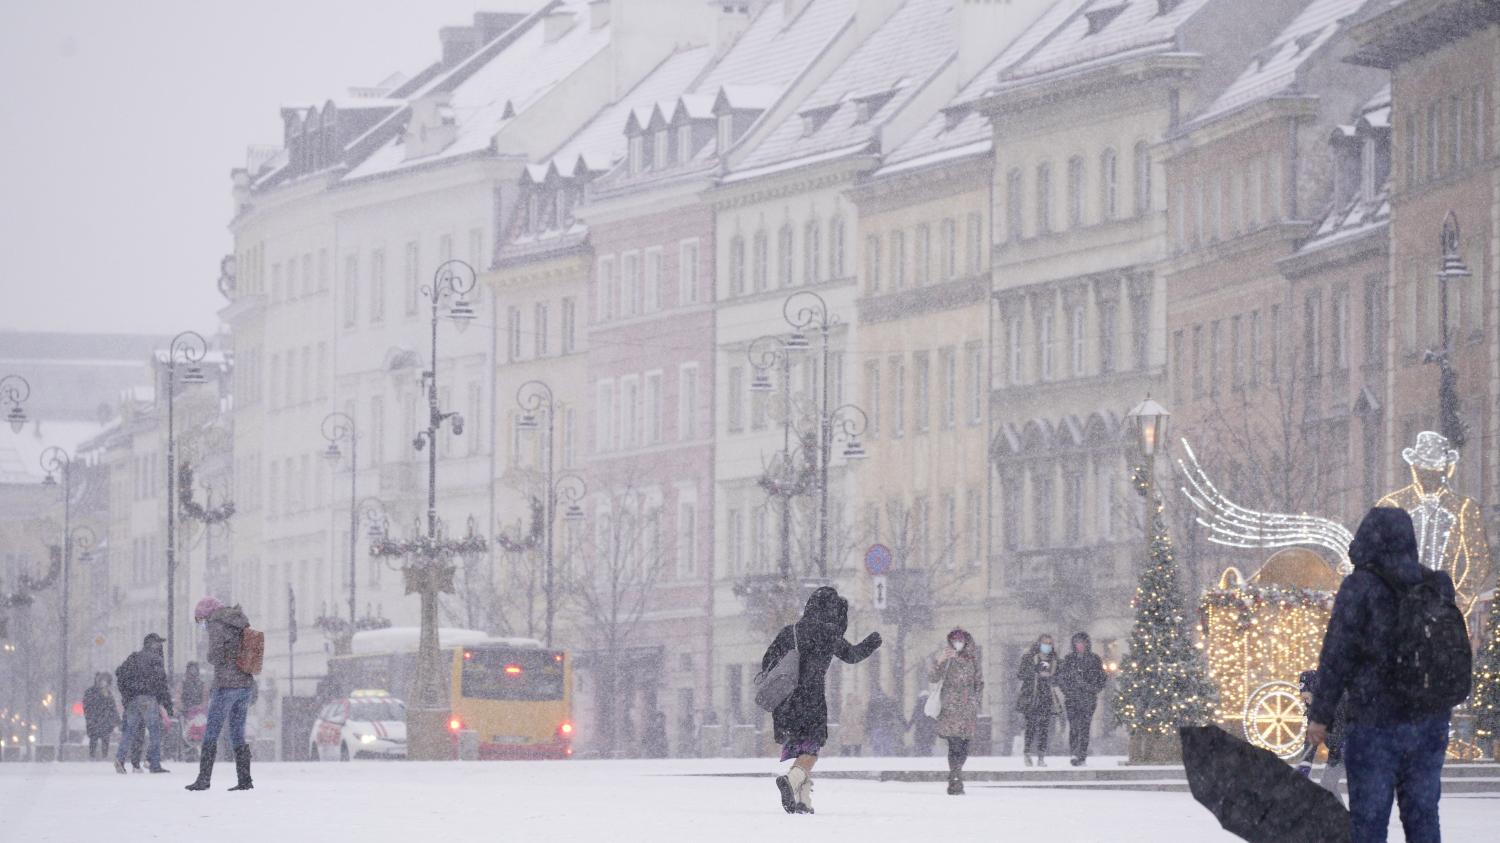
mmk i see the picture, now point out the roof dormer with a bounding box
[403,91,457,161]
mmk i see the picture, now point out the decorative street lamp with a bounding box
[163,330,208,681]
[321,412,359,626]
[747,336,799,580]
[1,374,29,433]
[376,259,487,760]
[502,379,587,647]
[1430,210,1473,449]
[39,446,88,759]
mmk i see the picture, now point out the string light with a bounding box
[1475,605,1500,747]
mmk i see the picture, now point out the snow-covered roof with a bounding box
[733,0,955,173]
[874,108,991,177]
[1006,0,1209,82]
[0,420,110,484]
[1192,0,1370,126]
[344,0,611,182]
[955,0,1090,103]
[1293,86,1392,256]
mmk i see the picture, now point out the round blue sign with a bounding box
[864,543,893,576]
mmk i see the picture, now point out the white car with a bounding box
[308,691,407,761]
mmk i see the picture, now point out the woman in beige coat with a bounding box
[929,628,983,794]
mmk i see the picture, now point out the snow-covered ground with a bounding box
[0,757,1492,842]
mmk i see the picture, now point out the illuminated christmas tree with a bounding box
[1475,609,1500,754]
[1112,465,1217,744]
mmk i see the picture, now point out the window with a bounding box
[914,223,931,286]
[1038,307,1055,381]
[645,372,663,445]
[271,262,282,303]
[829,216,846,278]
[941,218,957,280]
[889,356,905,437]
[622,252,641,317]
[1305,292,1323,375]
[1209,320,1221,396]
[865,234,882,292]
[1067,155,1085,228]
[316,343,327,399]
[1033,468,1053,547]
[1173,183,1187,248]
[1007,314,1023,384]
[507,307,522,362]
[1228,166,1243,236]
[1070,304,1086,377]
[1006,168,1024,240]
[777,224,794,288]
[1095,461,1113,539]
[965,342,983,425]
[286,258,297,301]
[598,256,617,321]
[653,128,668,170]
[403,242,420,315]
[677,499,697,576]
[679,240,700,305]
[1099,299,1117,374]
[750,368,768,431]
[803,220,820,284]
[1269,304,1280,383]
[679,364,699,441]
[629,134,644,174]
[890,231,906,289]
[717,113,732,154]
[1249,158,1264,226]
[644,248,663,313]
[342,255,358,327]
[1130,293,1149,371]
[727,508,743,574]
[268,352,280,409]
[965,488,982,565]
[864,361,881,436]
[1471,86,1485,168]
[467,383,482,456]
[1002,476,1021,550]
[1064,472,1083,543]
[284,353,294,408]
[752,231,768,292]
[941,493,958,566]
[594,380,614,453]
[622,377,641,449]
[1404,113,1419,188]
[752,508,768,572]
[561,297,577,354]
[1192,176,1205,246]
[913,351,930,433]
[1333,287,1350,370]
[1210,173,1223,242]
[318,248,329,292]
[1231,315,1243,389]
[729,236,745,296]
[1363,277,1381,367]
[727,366,744,432]
[369,396,385,466]
[299,346,311,404]
[534,302,549,357]
[562,406,576,467]
[677,124,693,165]
[1268,153,1283,221]
[368,249,386,323]
[1191,325,1203,397]
[1172,330,1185,398]
[966,212,983,273]
[940,347,956,429]
[1249,309,1262,386]
[1100,147,1118,220]
[1036,163,1053,234]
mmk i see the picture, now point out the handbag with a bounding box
[924,659,950,719]
[752,625,800,712]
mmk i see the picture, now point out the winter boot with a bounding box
[775,772,797,813]
[227,744,253,791]
[793,770,814,814]
[1023,754,1033,767]
[148,763,170,773]
[185,744,217,791]
[1036,756,1047,767]
[947,772,964,795]
[113,759,126,775]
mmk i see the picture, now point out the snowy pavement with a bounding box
[0,757,1494,842]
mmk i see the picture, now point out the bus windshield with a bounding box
[461,648,565,701]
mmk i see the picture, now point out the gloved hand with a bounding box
[862,632,882,650]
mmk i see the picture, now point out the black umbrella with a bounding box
[1180,725,1349,843]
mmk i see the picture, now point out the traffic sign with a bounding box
[872,575,888,611]
[864,543,893,576]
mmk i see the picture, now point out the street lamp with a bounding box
[321,412,359,626]
[747,336,796,579]
[1128,396,1171,563]
[163,330,208,681]
[39,446,87,759]
[1431,210,1472,449]
[1,374,29,433]
[507,380,588,647]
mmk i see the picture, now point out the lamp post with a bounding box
[776,291,868,577]
[1,374,30,433]
[512,380,588,647]
[1431,210,1473,449]
[747,337,798,579]
[321,412,359,626]
[39,446,83,758]
[163,331,208,680]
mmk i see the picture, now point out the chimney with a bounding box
[954,0,1056,85]
[712,2,752,56]
[544,9,578,43]
[589,0,611,29]
[439,25,482,69]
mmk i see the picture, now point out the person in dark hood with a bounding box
[1309,507,1460,843]
[1056,631,1107,766]
[114,633,172,773]
[930,628,983,794]
[186,597,256,792]
[83,672,120,759]
[761,586,881,814]
[1016,634,1059,766]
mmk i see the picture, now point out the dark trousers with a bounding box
[1023,711,1052,755]
[945,737,969,772]
[1066,699,1097,760]
[1343,714,1448,843]
[87,735,111,757]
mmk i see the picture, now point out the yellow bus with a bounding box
[327,627,573,760]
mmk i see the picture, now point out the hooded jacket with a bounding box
[116,645,172,713]
[1057,632,1108,706]
[207,605,256,690]
[761,587,881,746]
[1310,507,1458,726]
[928,628,983,740]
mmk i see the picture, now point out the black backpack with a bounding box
[1374,567,1472,712]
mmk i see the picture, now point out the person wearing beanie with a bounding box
[185,597,256,792]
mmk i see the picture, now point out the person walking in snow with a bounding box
[930,628,983,794]
[83,673,120,760]
[185,597,257,792]
[114,633,173,774]
[1057,631,1107,767]
[762,586,881,814]
[1016,633,1059,766]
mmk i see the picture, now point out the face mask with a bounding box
[197,620,208,632]
[951,640,965,652]
[1075,642,1086,653]
[1039,643,1053,655]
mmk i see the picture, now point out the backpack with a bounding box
[236,627,265,676]
[753,625,800,713]
[1374,567,1471,712]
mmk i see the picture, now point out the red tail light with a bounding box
[71,702,84,716]
[559,722,574,736]
[449,718,463,732]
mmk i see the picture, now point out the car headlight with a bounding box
[358,734,377,744]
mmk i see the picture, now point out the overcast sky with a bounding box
[0,0,541,337]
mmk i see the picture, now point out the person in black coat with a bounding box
[761,586,881,814]
[113,633,173,773]
[1308,507,1460,843]
[1056,631,1108,766]
[82,673,120,759]
[1015,634,1059,766]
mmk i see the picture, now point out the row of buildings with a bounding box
[19,0,1495,758]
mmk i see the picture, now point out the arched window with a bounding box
[1005,168,1024,240]
[1133,141,1152,215]
[1100,147,1118,221]
[1035,162,1053,235]
[1066,156,1086,228]
[752,230,768,292]
[803,219,821,284]
[829,216,846,278]
[778,223,794,288]
[729,235,746,296]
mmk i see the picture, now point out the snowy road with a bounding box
[0,757,1493,842]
